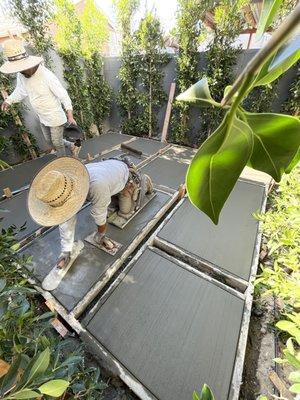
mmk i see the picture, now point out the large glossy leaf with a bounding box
[254,34,300,86]
[256,0,283,37]
[246,113,300,181]
[186,113,253,224]
[38,379,69,397]
[176,78,220,107]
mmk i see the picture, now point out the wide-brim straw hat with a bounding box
[28,157,89,227]
[0,38,43,74]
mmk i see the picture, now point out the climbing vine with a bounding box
[114,0,140,135]
[80,0,111,133]
[135,13,169,137]
[53,0,94,136]
[9,0,53,65]
[170,0,209,145]
[200,0,248,139]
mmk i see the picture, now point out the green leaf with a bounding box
[290,383,300,394]
[283,349,300,369]
[286,338,295,355]
[25,348,50,385]
[193,391,200,400]
[5,389,40,399]
[38,379,69,397]
[258,397,269,400]
[245,113,300,181]
[254,34,300,86]
[186,113,253,224]
[176,78,220,107]
[276,320,300,341]
[256,0,282,37]
[289,371,300,383]
[199,384,215,400]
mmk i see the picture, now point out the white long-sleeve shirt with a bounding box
[59,159,129,252]
[6,64,72,127]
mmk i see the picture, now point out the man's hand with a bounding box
[66,110,77,125]
[1,101,10,112]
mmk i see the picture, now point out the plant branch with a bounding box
[221,4,300,107]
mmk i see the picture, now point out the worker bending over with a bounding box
[27,156,153,268]
[0,38,80,157]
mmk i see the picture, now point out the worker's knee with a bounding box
[119,191,134,215]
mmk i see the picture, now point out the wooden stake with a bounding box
[3,187,12,198]
[269,371,294,400]
[161,82,176,143]
[1,89,37,159]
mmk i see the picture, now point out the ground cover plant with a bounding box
[0,226,107,399]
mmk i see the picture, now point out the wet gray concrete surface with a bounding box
[71,133,134,158]
[22,192,170,312]
[91,149,146,166]
[0,154,56,195]
[126,138,168,156]
[83,248,244,400]
[140,150,192,190]
[0,190,39,240]
[158,180,265,281]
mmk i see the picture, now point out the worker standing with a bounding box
[0,38,80,157]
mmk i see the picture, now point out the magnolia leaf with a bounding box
[199,384,215,400]
[256,0,282,37]
[276,320,300,339]
[245,113,300,181]
[186,113,253,224]
[290,383,300,394]
[176,78,220,107]
[38,379,69,397]
[254,34,300,86]
[289,371,300,383]
[5,389,40,399]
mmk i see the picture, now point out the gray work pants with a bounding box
[40,123,73,157]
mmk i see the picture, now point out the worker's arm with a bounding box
[44,67,76,125]
[1,74,27,111]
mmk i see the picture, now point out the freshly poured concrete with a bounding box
[22,192,170,311]
[83,248,244,400]
[127,137,167,156]
[0,154,56,195]
[74,133,134,158]
[91,149,145,166]
[158,180,265,281]
[140,150,191,190]
[0,190,39,240]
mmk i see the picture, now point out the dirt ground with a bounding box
[240,295,277,399]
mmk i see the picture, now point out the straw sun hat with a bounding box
[0,38,43,74]
[28,157,89,227]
